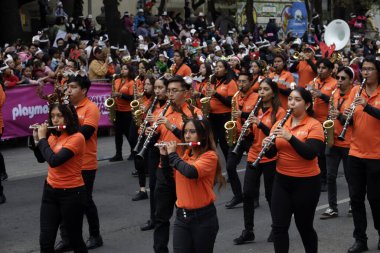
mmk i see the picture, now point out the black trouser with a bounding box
[318,145,327,185]
[148,147,160,222]
[0,176,3,196]
[154,167,176,253]
[209,112,230,162]
[271,173,320,253]
[173,204,219,253]
[114,111,137,155]
[243,161,276,231]
[40,182,87,253]
[135,155,147,187]
[325,146,351,211]
[348,155,380,243]
[0,133,6,175]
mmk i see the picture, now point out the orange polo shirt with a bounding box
[269,70,295,109]
[210,79,238,114]
[248,106,286,163]
[312,76,337,123]
[175,150,218,209]
[136,78,145,93]
[348,84,380,159]
[115,78,134,112]
[173,63,192,77]
[332,88,353,148]
[296,60,317,88]
[76,97,100,170]
[47,132,86,188]
[0,86,5,134]
[275,115,324,177]
[236,86,259,130]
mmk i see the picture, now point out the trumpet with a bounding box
[29,125,66,130]
[154,142,201,147]
[292,51,304,60]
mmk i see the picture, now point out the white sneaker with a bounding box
[320,207,338,219]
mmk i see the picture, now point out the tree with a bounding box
[191,0,206,11]
[103,0,122,46]
[157,0,166,15]
[245,0,255,33]
[0,0,24,45]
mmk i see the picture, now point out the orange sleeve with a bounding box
[307,120,325,141]
[227,80,238,96]
[83,103,100,128]
[192,151,218,178]
[63,134,85,155]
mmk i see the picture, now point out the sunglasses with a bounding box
[336,76,346,81]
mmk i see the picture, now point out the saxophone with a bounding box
[322,88,337,147]
[200,74,214,118]
[104,74,117,122]
[224,90,240,147]
[130,75,144,126]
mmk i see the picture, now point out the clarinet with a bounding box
[232,97,263,155]
[136,100,172,160]
[251,108,293,168]
[133,96,158,153]
[338,78,366,141]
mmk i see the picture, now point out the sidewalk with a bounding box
[1,135,131,181]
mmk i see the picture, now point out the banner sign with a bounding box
[283,2,308,38]
[2,83,112,139]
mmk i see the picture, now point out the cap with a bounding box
[35,48,44,55]
[190,29,197,35]
[293,38,302,45]
[199,12,204,17]
[215,45,221,52]
[138,8,144,13]
[304,44,316,54]
[87,14,92,19]
[123,11,129,16]
[162,11,167,16]
[207,22,215,29]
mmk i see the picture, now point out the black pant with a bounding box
[209,112,230,162]
[173,204,219,253]
[148,147,160,222]
[348,155,380,242]
[135,155,147,187]
[0,176,3,196]
[243,161,276,231]
[114,111,137,155]
[81,170,100,237]
[326,146,351,211]
[271,173,320,253]
[40,183,87,253]
[0,133,6,175]
[318,145,327,185]
[154,168,176,253]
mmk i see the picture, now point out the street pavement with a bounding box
[0,135,379,253]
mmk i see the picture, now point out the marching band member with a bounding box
[309,58,337,192]
[233,78,285,244]
[193,62,213,108]
[158,118,224,253]
[151,75,202,253]
[136,61,149,93]
[289,45,318,88]
[225,72,259,209]
[56,75,103,251]
[0,81,6,203]
[268,54,295,109]
[264,87,324,253]
[345,57,380,253]
[31,102,87,253]
[207,60,238,161]
[250,60,266,92]
[109,64,137,162]
[320,66,354,219]
[170,50,192,77]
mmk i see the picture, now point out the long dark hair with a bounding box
[48,103,79,136]
[88,46,103,65]
[181,119,225,190]
[211,60,235,85]
[259,78,281,124]
[292,87,314,116]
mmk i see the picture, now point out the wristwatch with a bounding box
[170,124,177,132]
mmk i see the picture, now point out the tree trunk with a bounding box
[246,0,255,33]
[157,0,166,16]
[191,0,206,11]
[304,0,312,23]
[103,0,122,46]
[0,0,24,45]
[208,0,217,22]
[73,0,84,19]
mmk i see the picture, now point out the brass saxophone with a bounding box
[323,88,337,147]
[104,74,117,122]
[200,74,214,118]
[130,75,144,126]
[224,90,240,147]
[310,74,320,104]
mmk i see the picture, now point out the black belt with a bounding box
[45,181,85,192]
[176,203,215,218]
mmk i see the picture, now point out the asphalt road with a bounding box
[0,136,379,253]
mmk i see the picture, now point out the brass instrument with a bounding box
[308,74,320,104]
[292,51,304,61]
[338,78,366,141]
[130,75,144,126]
[331,52,343,63]
[251,109,293,167]
[104,74,117,122]
[136,100,172,160]
[200,74,214,118]
[224,90,240,147]
[323,89,337,147]
[232,97,263,155]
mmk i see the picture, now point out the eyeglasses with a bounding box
[184,129,197,134]
[167,89,185,94]
[336,76,346,81]
[362,67,377,73]
[237,80,249,84]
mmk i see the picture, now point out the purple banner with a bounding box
[2,83,112,140]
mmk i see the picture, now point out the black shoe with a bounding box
[0,172,8,181]
[131,170,139,177]
[127,153,135,161]
[233,230,255,245]
[86,235,103,250]
[378,238,380,250]
[109,154,123,162]
[140,220,155,231]
[132,191,148,201]
[254,199,260,209]
[0,194,6,204]
[321,182,327,192]
[54,240,72,252]
[347,241,368,253]
[225,196,243,209]
[267,230,274,242]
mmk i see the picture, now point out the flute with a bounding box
[29,125,66,130]
[154,142,201,147]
